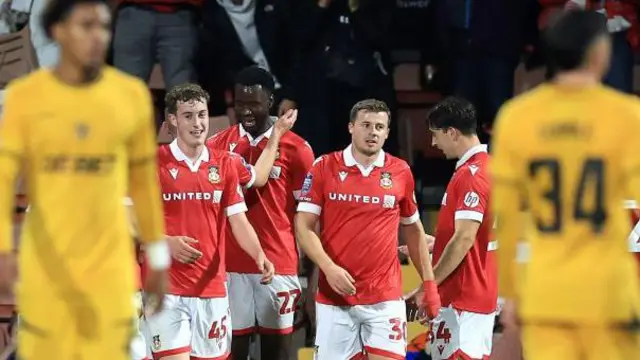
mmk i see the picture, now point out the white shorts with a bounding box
[142,294,231,359]
[227,273,301,335]
[315,300,407,360]
[428,306,496,360]
[131,292,151,360]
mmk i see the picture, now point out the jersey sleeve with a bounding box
[453,168,490,223]
[399,165,419,225]
[0,85,25,252]
[126,81,165,244]
[223,158,248,217]
[491,103,525,300]
[290,141,315,200]
[623,102,640,213]
[229,152,256,189]
[296,156,325,215]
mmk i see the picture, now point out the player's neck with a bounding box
[351,145,379,167]
[53,61,102,86]
[455,136,481,160]
[552,71,599,88]
[177,138,205,162]
[247,116,273,138]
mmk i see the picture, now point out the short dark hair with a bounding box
[543,9,609,73]
[427,97,477,135]
[235,66,276,93]
[165,83,210,115]
[41,0,109,38]
[349,99,391,123]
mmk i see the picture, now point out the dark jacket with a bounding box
[199,0,298,114]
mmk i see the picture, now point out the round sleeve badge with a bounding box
[463,191,480,208]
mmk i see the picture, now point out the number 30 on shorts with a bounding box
[389,318,407,341]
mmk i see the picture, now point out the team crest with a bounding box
[208,166,221,183]
[75,122,89,139]
[380,172,393,189]
[152,335,161,350]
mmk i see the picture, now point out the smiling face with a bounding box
[234,84,271,135]
[348,110,390,156]
[169,98,209,147]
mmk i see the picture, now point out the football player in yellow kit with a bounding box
[493,10,640,360]
[0,0,170,359]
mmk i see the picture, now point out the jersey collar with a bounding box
[169,139,210,172]
[343,144,385,177]
[238,117,277,147]
[456,144,487,169]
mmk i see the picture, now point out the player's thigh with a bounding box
[580,326,640,360]
[188,296,232,359]
[358,300,407,360]
[143,294,192,358]
[315,302,363,360]
[522,324,580,360]
[17,295,74,360]
[227,272,256,334]
[456,310,496,359]
[253,274,301,334]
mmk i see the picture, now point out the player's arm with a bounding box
[250,109,298,188]
[127,84,169,271]
[0,86,24,255]
[295,158,356,296]
[491,107,524,301]
[224,159,274,282]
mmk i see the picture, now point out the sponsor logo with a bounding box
[162,192,222,202]
[301,173,313,195]
[463,191,480,208]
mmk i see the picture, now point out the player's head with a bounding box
[165,83,210,148]
[348,99,391,156]
[543,9,610,79]
[234,66,275,135]
[42,0,111,72]
[427,97,477,159]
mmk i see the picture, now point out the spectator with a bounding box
[30,0,60,67]
[292,0,398,156]
[112,0,199,89]
[199,0,298,116]
[562,0,639,93]
[432,0,539,141]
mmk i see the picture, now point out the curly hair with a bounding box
[165,83,210,115]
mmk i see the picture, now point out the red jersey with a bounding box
[143,141,247,298]
[206,124,314,275]
[297,146,419,306]
[432,145,497,314]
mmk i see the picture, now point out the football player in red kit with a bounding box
[141,84,275,360]
[417,97,498,360]
[296,99,440,360]
[207,66,315,359]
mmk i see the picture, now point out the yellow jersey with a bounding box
[0,67,165,300]
[492,83,640,325]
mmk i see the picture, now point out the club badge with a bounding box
[380,172,393,189]
[208,166,221,183]
[152,335,161,350]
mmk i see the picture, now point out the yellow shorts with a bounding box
[17,290,136,360]
[523,323,640,360]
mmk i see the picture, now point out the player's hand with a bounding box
[143,268,168,316]
[273,109,298,138]
[167,236,202,264]
[256,254,275,284]
[278,99,297,117]
[0,252,16,297]
[323,263,356,296]
[499,299,519,330]
[419,280,441,324]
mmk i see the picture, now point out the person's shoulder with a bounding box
[103,66,147,89]
[311,151,340,168]
[385,153,411,172]
[207,124,239,147]
[5,68,50,95]
[156,144,172,161]
[282,130,310,146]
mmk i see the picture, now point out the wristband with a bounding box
[421,280,441,317]
[145,240,171,270]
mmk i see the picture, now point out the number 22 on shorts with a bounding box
[277,289,302,315]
